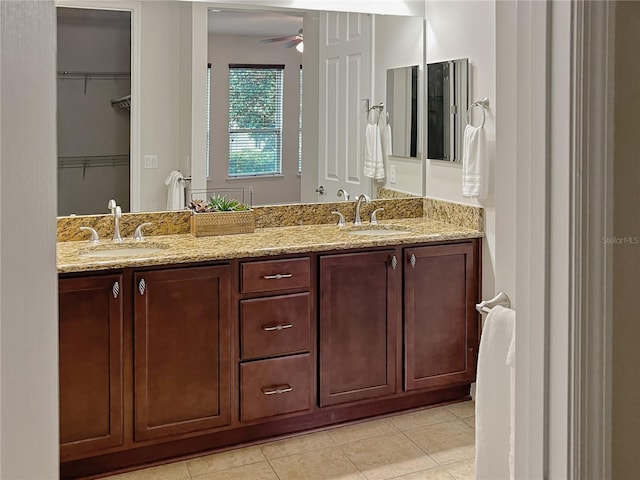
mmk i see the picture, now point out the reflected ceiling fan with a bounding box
[260,29,304,52]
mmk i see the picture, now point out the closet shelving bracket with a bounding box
[111,94,131,111]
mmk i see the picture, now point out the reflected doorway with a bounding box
[56,6,131,215]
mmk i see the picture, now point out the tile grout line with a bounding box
[398,429,441,469]
[264,455,283,480]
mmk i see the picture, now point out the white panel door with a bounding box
[317,11,372,203]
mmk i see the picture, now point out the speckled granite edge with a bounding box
[57,196,483,241]
[57,198,425,242]
[57,211,192,242]
[57,218,484,274]
[423,198,484,231]
[252,198,424,228]
[376,186,421,199]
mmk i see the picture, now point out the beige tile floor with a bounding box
[103,401,476,480]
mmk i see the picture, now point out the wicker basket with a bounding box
[190,210,255,237]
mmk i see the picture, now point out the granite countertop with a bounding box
[57,217,483,274]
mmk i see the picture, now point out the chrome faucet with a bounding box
[108,199,123,243]
[337,188,350,201]
[354,194,371,226]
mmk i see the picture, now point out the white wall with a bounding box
[299,11,320,203]
[424,0,496,298]
[207,34,303,206]
[373,14,424,196]
[195,0,424,17]
[138,0,193,212]
[57,8,131,215]
[1,1,59,478]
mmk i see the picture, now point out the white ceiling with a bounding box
[207,9,303,38]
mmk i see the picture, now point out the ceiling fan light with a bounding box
[296,41,304,53]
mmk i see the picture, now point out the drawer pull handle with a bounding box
[262,385,293,395]
[263,273,293,280]
[262,323,294,332]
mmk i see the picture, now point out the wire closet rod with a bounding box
[57,71,131,79]
[58,154,129,169]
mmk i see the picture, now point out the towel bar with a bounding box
[476,291,511,314]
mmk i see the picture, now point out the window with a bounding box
[228,65,284,177]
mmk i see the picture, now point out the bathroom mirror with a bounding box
[386,65,419,158]
[427,57,468,162]
[56,1,425,215]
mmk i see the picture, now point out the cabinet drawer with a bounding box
[240,354,312,422]
[241,293,311,360]
[240,257,310,294]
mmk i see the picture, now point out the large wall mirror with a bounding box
[55,1,425,216]
[386,65,419,158]
[427,57,468,162]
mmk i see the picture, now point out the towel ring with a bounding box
[466,97,490,128]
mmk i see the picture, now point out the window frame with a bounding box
[227,64,285,178]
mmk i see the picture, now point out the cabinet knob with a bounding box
[112,281,120,299]
[390,255,398,270]
[138,278,146,296]
[410,254,417,268]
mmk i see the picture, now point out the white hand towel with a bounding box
[462,124,487,198]
[475,305,516,480]
[364,123,385,180]
[164,170,185,211]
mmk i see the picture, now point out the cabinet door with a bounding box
[319,250,398,406]
[59,274,123,460]
[134,265,231,441]
[404,243,479,391]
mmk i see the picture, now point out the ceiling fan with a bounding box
[260,29,303,52]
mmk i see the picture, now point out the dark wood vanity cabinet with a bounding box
[318,250,399,406]
[59,239,480,478]
[58,274,124,460]
[404,243,479,391]
[133,265,232,441]
[238,257,314,423]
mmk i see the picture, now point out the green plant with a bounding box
[207,194,250,212]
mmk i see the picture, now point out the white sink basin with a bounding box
[80,244,167,258]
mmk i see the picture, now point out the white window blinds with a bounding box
[228,65,284,177]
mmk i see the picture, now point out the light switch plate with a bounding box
[144,155,158,169]
[389,165,397,184]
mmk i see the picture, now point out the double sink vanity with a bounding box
[57,195,483,479]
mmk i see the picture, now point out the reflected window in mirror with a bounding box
[427,58,468,162]
[228,64,284,177]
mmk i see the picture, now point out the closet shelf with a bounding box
[111,95,131,111]
[58,154,129,169]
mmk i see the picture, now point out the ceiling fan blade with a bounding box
[283,38,302,48]
[260,35,297,44]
